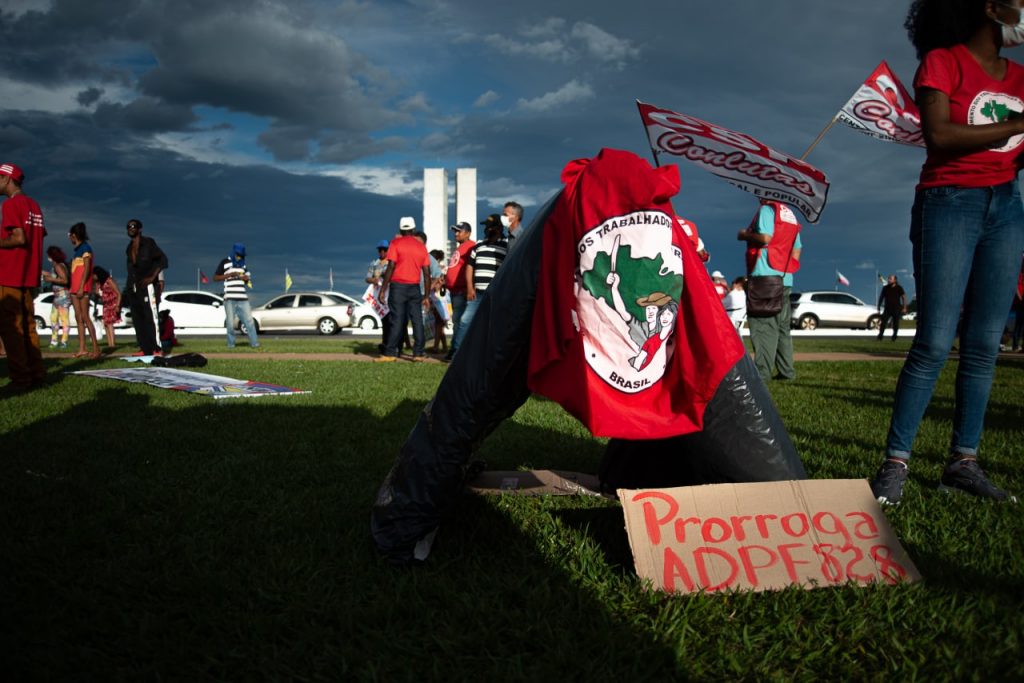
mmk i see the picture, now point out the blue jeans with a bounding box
[886,183,1024,460]
[225,298,259,347]
[452,297,480,351]
[384,283,425,357]
[449,293,467,351]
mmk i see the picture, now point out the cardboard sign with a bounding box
[619,479,920,594]
[467,470,603,497]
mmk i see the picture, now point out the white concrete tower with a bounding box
[422,168,448,255]
[455,168,478,248]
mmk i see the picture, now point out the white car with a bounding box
[159,290,227,328]
[33,292,130,331]
[250,292,353,335]
[320,291,382,330]
[790,291,882,330]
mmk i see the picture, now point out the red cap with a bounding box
[0,163,25,184]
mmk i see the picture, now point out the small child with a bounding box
[158,309,177,355]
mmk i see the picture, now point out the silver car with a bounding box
[320,291,382,330]
[790,291,882,330]
[250,292,353,335]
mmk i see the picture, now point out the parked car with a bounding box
[249,292,353,335]
[320,291,382,330]
[159,290,227,328]
[790,291,882,330]
[33,292,130,331]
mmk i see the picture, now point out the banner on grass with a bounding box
[637,100,830,223]
[70,367,310,399]
[363,283,389,318]
[836,61,923,147]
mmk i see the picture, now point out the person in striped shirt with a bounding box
[213,242,260,349]
[451,214,508,352]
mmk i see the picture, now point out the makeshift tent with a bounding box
[371,149,806,566]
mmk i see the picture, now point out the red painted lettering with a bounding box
[701,517,732,543]
[813,511,852,549]
[844,545,874,582]
[673,516,700,543]
[846,511,880,540]
[729,515,752,542]
[780,513,809,538]
[813,544,845,583]
[777,543,813,582]
[694,547,739,592]
[755,514,778,538]
[662,546,696,593]
[737,544,778,586]
[633,491,677,545]
[871,545,909,585]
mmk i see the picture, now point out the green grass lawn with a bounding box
[2,349,1023,680]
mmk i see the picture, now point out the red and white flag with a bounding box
[637,100,830,223]
[836,61,924,148]
[836,270,850,287]
[200,270,210,284]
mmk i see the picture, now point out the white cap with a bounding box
[399,216,416,231]
[711,270,725,279]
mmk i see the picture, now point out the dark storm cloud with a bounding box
[94,97,199,133]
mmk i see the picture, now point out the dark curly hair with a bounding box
[905,0,991,58]
[92,266,110,285]
[46,245,67,263]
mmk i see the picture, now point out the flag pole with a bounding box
[636,99,661,168]
[800,115,839,161]
[196,267,200,290]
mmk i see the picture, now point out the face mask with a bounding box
[997,3,1024,47]
[500,215,512,228]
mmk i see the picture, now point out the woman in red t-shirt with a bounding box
[871,0,1024,506]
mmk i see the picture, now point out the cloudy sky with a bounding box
[2,0,929,303]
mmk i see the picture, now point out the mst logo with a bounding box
[969,91,1024,152]
[573,210,684,394]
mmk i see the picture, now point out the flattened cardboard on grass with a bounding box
[467,470,603,497]
[619,479,921,594]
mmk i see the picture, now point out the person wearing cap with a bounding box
[124,218,168,357]
[214,243,260,349]
[710,270,729,300]
[377,217,431,362]
[452,214,509,352]
[366,238,392,353]
[0,162,47,391]
[443,221,476,361]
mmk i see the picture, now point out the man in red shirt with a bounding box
[0,163,47,391]
[377,216,431,361]
[443,221,476,361]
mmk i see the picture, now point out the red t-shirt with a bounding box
[385,235,430,285]
[444,239,476,294]
[915,44,1024,189]
[0,193,46,288]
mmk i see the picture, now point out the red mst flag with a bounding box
[200,271,210,284]
[527,148,745,439]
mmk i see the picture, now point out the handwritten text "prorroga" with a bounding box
[631,490,911,592]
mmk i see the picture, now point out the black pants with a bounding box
[878,309,901,339]
[127,283,159,353]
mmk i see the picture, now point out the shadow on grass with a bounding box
[2,389,678,679]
